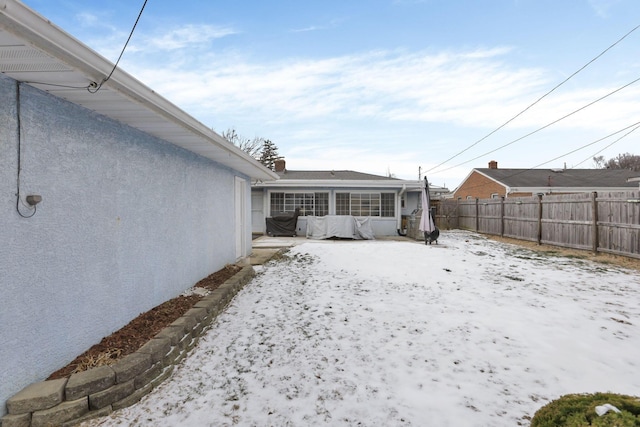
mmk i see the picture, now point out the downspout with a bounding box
[397,184,407,236]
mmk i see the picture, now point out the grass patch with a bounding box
[531,393,640,427]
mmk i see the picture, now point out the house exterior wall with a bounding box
[454,171,506,199]
[0,76,249,413]
[255,187,402,236]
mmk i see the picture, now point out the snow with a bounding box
[86,230,640,427]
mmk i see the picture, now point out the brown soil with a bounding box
[47,264,242,380]
[486,235,640,272]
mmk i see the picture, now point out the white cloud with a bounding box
[119,43,640,187]
[127,47,554,127]
[143,24,238,51]
[588,0,621,18]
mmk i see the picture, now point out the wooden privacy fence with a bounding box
[437,190,640,259]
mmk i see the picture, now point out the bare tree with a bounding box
[594,152,640,171]
[592,155,606,169]
[222,128,263,160]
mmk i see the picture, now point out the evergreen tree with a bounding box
[259,139,281,170]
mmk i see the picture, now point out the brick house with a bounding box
[453,160,639,199]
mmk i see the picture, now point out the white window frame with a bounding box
[335,191,395,217]
[269,191,329,216]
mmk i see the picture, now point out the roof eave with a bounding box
[509,186,637,194]
[0,0,278,181]
[254,179,411,189]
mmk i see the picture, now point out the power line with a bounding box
[21,0,149,93]
[427,22,640,174]
[449,120,640,194]
[572,122,640,168]
[434,75,640,174]
[88,0,149,93]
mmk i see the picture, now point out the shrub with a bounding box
[531,393,640,427]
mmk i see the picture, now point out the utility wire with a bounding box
[572,122,640,168]
[427,22,640,174]
[88,0,148,93]
[450,120,640,193]
[531,121,640,170]
[434,75,640,174]
[21,0,149,93]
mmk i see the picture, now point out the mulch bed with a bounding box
[47,264,242,380]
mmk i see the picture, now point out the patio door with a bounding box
[234,177,246,260]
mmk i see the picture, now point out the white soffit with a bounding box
[0,0,278,181]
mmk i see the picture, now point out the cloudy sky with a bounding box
[22,0,640,189]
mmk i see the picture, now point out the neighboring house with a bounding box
[453,160,639,199]
[0,1,277,416]
[252,159,448,236]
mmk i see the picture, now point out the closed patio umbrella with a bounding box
[419,176,439,244]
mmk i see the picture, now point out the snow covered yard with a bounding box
[88,230,640,427]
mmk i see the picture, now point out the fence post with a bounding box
[500,196,505,237]
[537,194,543,245]
[591,191,599,255]
[475,198,479,232]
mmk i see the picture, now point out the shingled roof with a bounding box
[477,168,639,189]
[275,170,401,181]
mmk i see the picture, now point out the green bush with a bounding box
[531,393,640,427]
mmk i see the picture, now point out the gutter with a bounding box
[0,0,278,182]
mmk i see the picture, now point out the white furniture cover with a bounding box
[306,215,375,240]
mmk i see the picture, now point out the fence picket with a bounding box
[437,190,640,259]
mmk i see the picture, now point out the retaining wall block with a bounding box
[6,378,67,415]
[136,338,170,364]
[170,316,197,334]
[89,380,135,410]
[193,296,217,314]
[134,362,163,390]
[154,325,184,346]
[65,366,115,401]
[177,331,193,351]
[112,352,152,384]
[111,382,153,411]
[60,405,112,427]
[150,366,174,389]
[2,264,256,426]
[30,397,87,427]
[184,307,208,323]
[0,412,30,427]
[163,345,182,366]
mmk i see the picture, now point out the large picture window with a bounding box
[335,192,395,217]
[270,192,329,216]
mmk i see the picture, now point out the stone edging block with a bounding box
[1,265,255,427]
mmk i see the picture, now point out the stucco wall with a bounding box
[0,75,249,415]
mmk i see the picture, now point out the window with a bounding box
[270,192,328,216]
[336,192,395,217]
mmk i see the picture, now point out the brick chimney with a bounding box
[274,158,286,172]
[488,160,498,169]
